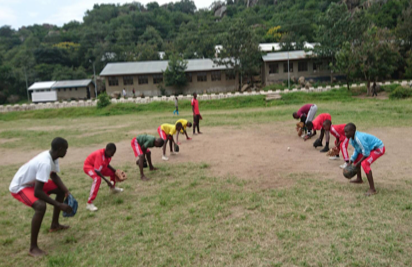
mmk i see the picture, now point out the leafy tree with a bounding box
[264,26,282,42]
[395,4,412,52]
[214,19,261,89]
[404,51,412,79]
[164,54,188,91]
[140,26,163,50]
[353,27,400,95]
[334,42,359,91]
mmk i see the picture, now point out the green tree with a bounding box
[395,4,412,52]
[404,51,412,79]
[354,27,400,95]
[164,54,188,92]
[214,19,261,89]
[334,42,359,91]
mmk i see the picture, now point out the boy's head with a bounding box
[176,122,183,132]
[323,119,332,131]
[187,122,192,128]
[105,143,116,157]
[292,112,299,119]
[51,137,68,158]
[193,93,197,99]
[344,123,356,139]
[306,121,313,131]
[154,138,165,147]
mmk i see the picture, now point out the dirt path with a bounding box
[1,123,409,189]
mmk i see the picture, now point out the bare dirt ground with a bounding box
[1,122,409,190]
[353,91,389,100]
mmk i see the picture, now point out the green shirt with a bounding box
[136,134,156,149]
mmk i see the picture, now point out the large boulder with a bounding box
[7,95,20,104]
[305,82,312,89]
[241,84,250,92]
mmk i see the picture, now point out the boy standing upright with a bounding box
[344,123,385,196]
[84,143,124,212]
[192,93,202,134]
[9,137,72,257]
[173,96,179,115]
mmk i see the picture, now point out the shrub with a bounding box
[389,86,412,99]
[97,92,111,109]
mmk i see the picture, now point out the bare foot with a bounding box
[49,224,70,233]
[141,175,150,181]
[365,189,377,196]
[350,179,363,184]
[198,132,202,134]
[150,167,158,171]
[29,247,47,257]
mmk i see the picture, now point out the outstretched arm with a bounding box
[95,169,114,188]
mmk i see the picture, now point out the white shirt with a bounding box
[9,151,60,193]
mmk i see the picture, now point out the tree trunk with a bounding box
[367,80,371,96]
[346,80,350,91]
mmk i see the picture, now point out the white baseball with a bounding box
[287,147,290,151]
[110,181,114,186]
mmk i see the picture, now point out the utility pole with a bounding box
[24,67,29,102]
[287,49,290,90]
[93,62,97,98]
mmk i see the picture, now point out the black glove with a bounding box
[313,139,322,148]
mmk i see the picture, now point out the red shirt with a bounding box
[191,98,200,115]
[297,104,312,118]
[330,124,346,141]
[312,113,331,131]
[84,149,112,171]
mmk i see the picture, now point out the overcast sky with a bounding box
[0,0,214,30]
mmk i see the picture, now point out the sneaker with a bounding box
[86,203,98,211]
[162,155,169,161]
[340,162,348,169]
[320,146,329,153]
[110,187,124,194]
[329,156,340,160]
[301,134,306,138]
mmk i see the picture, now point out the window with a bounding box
[69,88,72,91]
[138,76,148,85]
[313,62,323,72]
[123,76,134,85]
[211,71,221,81]
[63,88,66,91]
[226,72,236,80]
[153,74,163,84]
[197,72,207,82]
[75,88,78,91]
[108,77,119,86]
[186,73,192,83]
[269,63,279,74]
[298,62,308,72]
[283,62,293,73]
[57,89,60,92]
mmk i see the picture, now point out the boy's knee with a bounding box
[146,151,151,156]
[361,161,371,173]
[33,200,47,212]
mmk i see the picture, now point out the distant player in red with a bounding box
[323,120,350,168]
[304,113,332,153]
[192,93,202,134]
[9,137,72,257]
[83,143,123,212]
[293,104,318,137]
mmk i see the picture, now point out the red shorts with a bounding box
[157,126,167,140]
[131,137,150,157]
[11,180,58,207]
[353,146,385,174]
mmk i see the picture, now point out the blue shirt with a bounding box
[349,131,384,162]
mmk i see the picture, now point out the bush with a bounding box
[97,92,111,109]
[389,86,412,99]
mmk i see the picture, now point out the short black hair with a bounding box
[345,123,356,131]
[323,119,332,126]
[106,143,116,152]
[156,138,165,146]
[306,121,313,128]
[51,137,68,151]
[293,112,298,118]
[176,122,183,128]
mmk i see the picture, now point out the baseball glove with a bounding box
[115,170,127,182]
[296,122,305,136]
[326,147,340,157]
[174,143,180,152]
[343,165,357,179]
[313,139,322,148]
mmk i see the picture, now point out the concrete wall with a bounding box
[55,84,96,100]
[104,71,238,97]
[263,59,333,85]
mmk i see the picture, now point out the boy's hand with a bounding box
[303,135,310,141]
[59,203,73,213]
[106,180,114,188]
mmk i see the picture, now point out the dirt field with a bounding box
[1,122,409,190]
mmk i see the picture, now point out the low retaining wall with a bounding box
[1,81,410,113]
